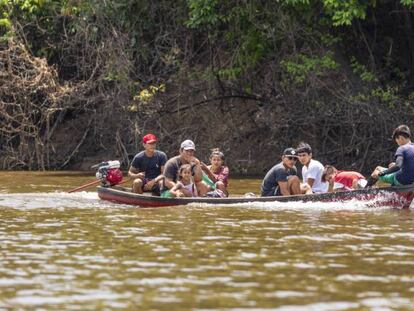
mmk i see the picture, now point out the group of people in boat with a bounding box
[128,124,414,198]
[128,135,229,198]
[261,143,367,197]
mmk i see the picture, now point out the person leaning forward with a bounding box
[261,148,301,196]
[128,134,167,195]
[322,165,367,192]
[366,124,414,187]
[162,139,211,197]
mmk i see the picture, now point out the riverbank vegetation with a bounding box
[1,0,414,173]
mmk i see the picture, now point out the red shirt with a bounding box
[208,165,229,187]
[335,171,365,189]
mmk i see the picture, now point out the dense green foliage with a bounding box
[1,0,414,172]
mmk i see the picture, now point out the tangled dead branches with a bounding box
[0,37,71,169]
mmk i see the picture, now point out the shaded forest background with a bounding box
[1,0,414,175]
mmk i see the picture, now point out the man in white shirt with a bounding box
[296,142,325,194]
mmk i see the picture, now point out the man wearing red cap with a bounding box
[128,134,168,195]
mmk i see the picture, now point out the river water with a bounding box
[1,171,414,310]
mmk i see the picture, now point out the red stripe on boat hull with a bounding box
[97,184,414,209]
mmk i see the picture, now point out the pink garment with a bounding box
[178,180,196,197]
[208,165,229,187]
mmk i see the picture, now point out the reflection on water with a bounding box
[1,172,414,309]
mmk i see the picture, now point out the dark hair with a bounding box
[178,164,192,180]
[392,125,411,140]
[209,148,225,161]
[322,165,337,182]
[296,142,312,154]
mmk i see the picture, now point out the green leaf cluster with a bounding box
[350,57,378,83]
[400,0,414,7]
[322,0,368,26]
[186,0,220,28]
[281,51,339,84]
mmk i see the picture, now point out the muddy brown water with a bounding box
[1,171,414,310]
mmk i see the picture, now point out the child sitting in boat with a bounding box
[322,165,367,192]
[200,148,229,197]
[170,164,197,197]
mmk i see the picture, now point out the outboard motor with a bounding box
[92,160,123,186]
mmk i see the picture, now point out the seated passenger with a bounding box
[170,164,196,197]
[162,140,211,197]
[366,125,414,187]
[128,133,167,195]
[322,165,367,192]
[201,148,229,196]
[296,142,325,194]
[261,148,301,196]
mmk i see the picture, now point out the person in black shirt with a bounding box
[261,148,301,196]
[128,134,167,195]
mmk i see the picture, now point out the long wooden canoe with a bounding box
[97,184,414,208]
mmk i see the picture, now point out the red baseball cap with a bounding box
[142,134,157,144]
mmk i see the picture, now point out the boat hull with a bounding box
[97,184,414,208]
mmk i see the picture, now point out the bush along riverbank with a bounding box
[1,1,414,174]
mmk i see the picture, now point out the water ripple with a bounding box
[2,186,414,310]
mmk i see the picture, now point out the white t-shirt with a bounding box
[302,159,325,193]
